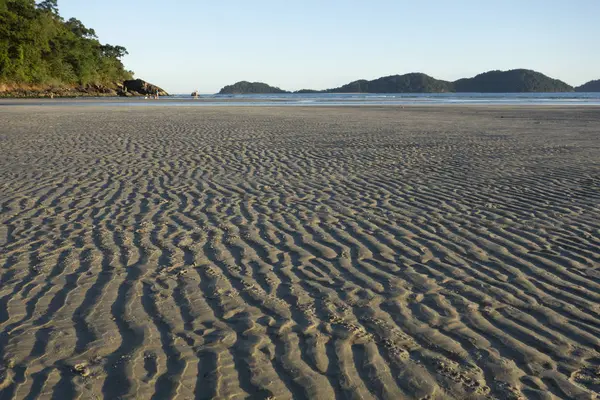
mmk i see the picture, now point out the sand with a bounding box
[0,105,599,399]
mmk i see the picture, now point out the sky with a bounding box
[56,0,600,93]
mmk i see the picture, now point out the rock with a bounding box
[120,79,168,97]
[0,79,168,98]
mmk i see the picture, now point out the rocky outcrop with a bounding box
[119,79,168,96]
[0,84,118,98]
[0,79,168,98]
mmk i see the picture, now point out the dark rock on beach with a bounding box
[0,79,168,98]
[119,79,169,96]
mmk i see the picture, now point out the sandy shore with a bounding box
[1,105,599,399]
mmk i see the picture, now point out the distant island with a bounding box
[219,69,581,94]
[219,81,288,94]
[0,0,166,97]
[575,80,600,92]
[327,73,452,93]
[453,69,572,93]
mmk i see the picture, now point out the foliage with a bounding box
[218,81,289,94]
[218,70,578,95]
[327,73,453,93]
[453,69,573,92]
[575,79,600,92]
[0,0,132,87]
[294,89,323,94]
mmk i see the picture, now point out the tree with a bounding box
[1,0,133,86]
[36,0,58,15]
[100,44,128,59]
[65,17,96,38]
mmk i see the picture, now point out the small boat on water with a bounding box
[191,90,199,98]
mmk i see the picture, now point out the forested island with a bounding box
[0,0,165,97]
[327,73,452,93]
[218,81,289,94]
[452,69,572,93]
[575,80,600,92]
[219,69,580,94]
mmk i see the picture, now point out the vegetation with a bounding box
[221,70,576,94]
[453,69,573,93]
[294,89,323,94]
[327,73,453,93]
[575,79,600,92]
[0,0,132,88]
[218,81,289,94]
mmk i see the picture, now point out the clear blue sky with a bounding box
[57,0,599,93]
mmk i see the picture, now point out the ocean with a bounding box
[171,92,600,106]
[3,92,600,106]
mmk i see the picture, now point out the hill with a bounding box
[218,69,577,95]
[453,69,573,93]
[218,81,289,94]
[0,0,154,97]
[575,79,600,92]
[327,73,453,93]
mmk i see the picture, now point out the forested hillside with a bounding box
[0,0,132,90]
[453,69,573,93]
[327,73,453,93]
[218,81,289,94]
[575,80,600,92]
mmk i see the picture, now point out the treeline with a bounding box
[0,0,132,87]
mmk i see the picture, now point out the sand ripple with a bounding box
[1,106,599,399]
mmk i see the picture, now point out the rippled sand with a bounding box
[1,105,599,399]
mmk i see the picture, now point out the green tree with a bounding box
[36,0,58,15]
[0,0,132,87]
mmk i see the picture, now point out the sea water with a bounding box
[3,92,600,106]
[172,92,600,106]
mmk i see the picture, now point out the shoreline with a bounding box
[2,97,600,107]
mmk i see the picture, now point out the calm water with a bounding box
[175,92,600,105]
[3,92,600,106]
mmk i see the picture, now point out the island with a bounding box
[220,69,576,94]
[218,81,289,94]
[327,73,453,93]
[453,69,573,93]
[575,80,600,92]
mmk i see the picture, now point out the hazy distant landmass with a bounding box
[0,0,164,97]
[453,69,573,93]
[219,81,289,94]
[327,73,453,93]
[221,69,576,94]
[575,79,600,92]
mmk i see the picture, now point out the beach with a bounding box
[1,105,599,399]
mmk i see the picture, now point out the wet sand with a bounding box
[0,105,599,399]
